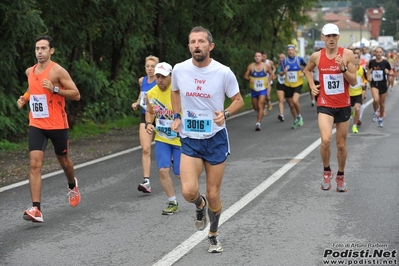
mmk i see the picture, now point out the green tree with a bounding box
[0,0,319,143]
[380,0,398,38]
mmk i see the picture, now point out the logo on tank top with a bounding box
[320,65,340,72]
[187,110,198,118]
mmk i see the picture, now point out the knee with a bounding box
[181,187,198,202]
[142,146,151,156]
[321,138,331,148]
[57,156,73,169]
[159,168,169,179]
[30,158,42,171]
[336,143,346,153]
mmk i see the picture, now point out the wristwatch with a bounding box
[53,86,60,94]
[173,113,181,120]
[340,66,348,73]
[224,110,231,119]
[145,122,152,129]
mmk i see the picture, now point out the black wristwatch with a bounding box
[53,86,60,94]
[340,66,348,73]
[224,110,231,119]
[145,122,152,129]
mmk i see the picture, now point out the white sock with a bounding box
[168,196,177,202]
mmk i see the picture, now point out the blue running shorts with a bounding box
[180,128,230,165]
[251,89,267,98]
[155,141,181,176]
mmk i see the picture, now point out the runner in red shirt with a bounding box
[304,23,357,192]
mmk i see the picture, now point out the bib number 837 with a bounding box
[327,81,340,89]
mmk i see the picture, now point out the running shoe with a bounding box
[336,175,347,192]
[357,120,362,126]
[138,180,152,193]
[208,235,223,253]
[372,112,378,122]
[297,116,304,127]
[162,200,178,215]
[255,122,261,131]
[291,120,299,129]
[352,125,358,133]
[68,177,81,207]
[23,206,43,222]
[278,114,284,122]
[378,118,384,128]
[321,171,333,190]
[195,196,208,231]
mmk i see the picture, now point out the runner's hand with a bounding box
[42,78,54,93]
[171,119,180,133]
[214,111,225,126]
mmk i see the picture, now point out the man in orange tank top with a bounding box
[304,23,357,193]
[16,35,81,222]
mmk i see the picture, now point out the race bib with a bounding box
[278,74,285,84]
[350,76,363,88]
[372,70,383,81]
[140,91,148,109]
[182,109,213,139]
[287,71,298,83]
[323,73,344,95]
[30,94,49,118]
[253,79,266,91]
[155,119,177,140]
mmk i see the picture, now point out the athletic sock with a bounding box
[68,180,76,190]
[168,196,177,202]
[33,202,41,211]
[337,171,344,176]
[324,166,331,172]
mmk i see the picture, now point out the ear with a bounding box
[50,47,55,55]
[209,42,215,52]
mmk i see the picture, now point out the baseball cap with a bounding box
[154,62,172,76]
[322,23,340,35]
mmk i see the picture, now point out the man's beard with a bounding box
[192,51,207,62]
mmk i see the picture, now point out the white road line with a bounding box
[153,136,325,266]
[153,97,374,266]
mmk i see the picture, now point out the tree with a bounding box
[0,0,319,143]
[380,0,398,38]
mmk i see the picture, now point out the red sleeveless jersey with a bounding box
[317,47,350,108]
[28,62,69,129]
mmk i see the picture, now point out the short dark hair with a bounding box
[189,26,213,43]
[35,35,54,48]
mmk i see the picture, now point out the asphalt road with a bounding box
[1,87,398,266]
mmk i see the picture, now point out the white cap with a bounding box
[154,62,172,76]
[322,23,340,35]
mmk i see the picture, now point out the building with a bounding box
[366,8,384,39]
[322,13,371,47]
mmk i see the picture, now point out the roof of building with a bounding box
[323,13,349,23]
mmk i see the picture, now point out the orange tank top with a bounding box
[317,47,350,108]
[28,62,69,129]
